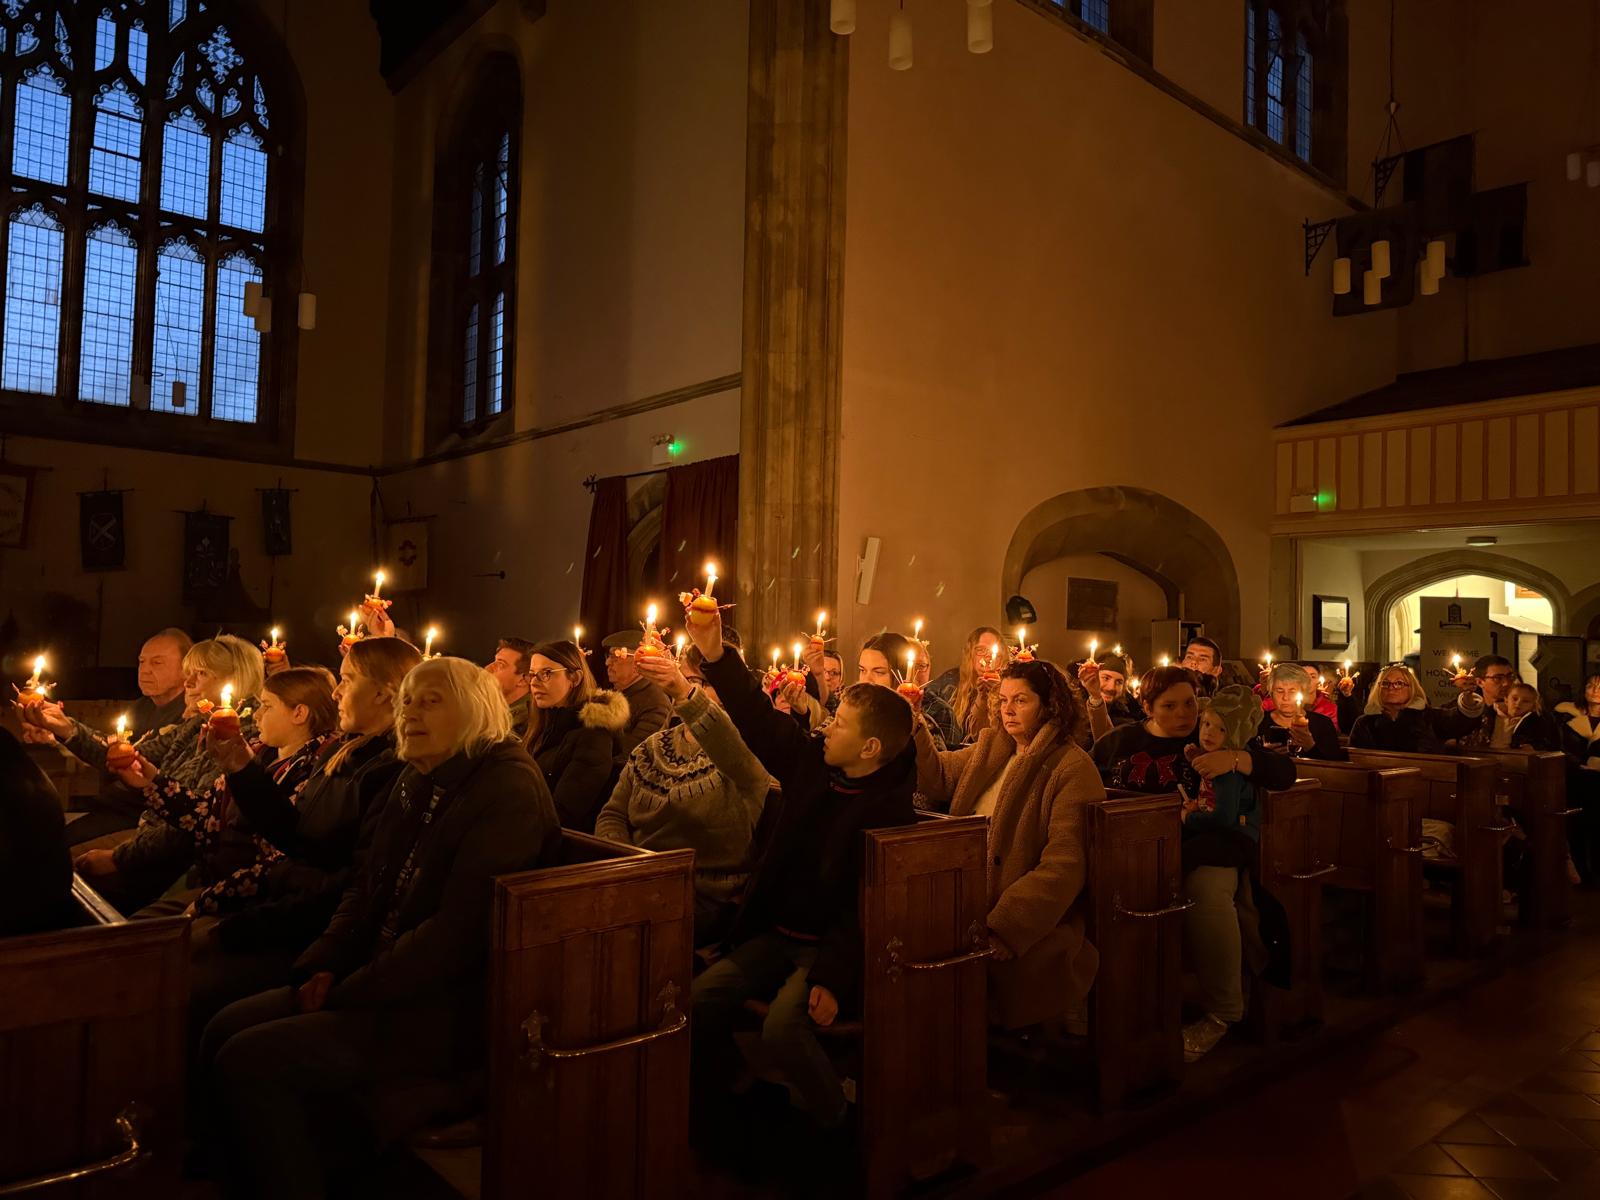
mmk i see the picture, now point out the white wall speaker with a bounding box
[856,536,882,605]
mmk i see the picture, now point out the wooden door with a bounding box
[483,835,694,1200]
[860,815,990,1198]
[1086,792,1184,1110]
[0,904,188,1198]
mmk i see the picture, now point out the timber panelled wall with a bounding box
[1273,387,1600,534]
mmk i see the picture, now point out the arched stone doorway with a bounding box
[999,487,1240,657]
[1363,550,1573,663]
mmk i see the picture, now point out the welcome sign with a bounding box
[1419,596,1491,706]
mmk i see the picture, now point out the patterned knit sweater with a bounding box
[594,687,770,904]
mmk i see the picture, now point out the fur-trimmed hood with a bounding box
[579,689,630,734]
[1557,702,1597,740]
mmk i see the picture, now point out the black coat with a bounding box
[295,740,560,1046]
[0,729,74,937]
[527,691,628,832]
[215,732,405,954]
[1349,704,1481,754]
[1256,711,1349,761]
[701,651,917,1011]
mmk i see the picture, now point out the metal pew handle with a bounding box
[522,982,685,1072]
[1387,839,1427,855]
[0,1105,144,1196]
[1288,862,1338,880]
[1114,896,1196,919]
[1479,823,1517,833]
[885,922,994,979]
[1557,807,1584,817]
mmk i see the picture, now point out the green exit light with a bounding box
[667,440,684,456]
[1315,491,1334,509]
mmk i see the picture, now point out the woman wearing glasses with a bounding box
[521,640,630,831]
[1348,664,1481,753]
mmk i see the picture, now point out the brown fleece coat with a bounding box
[914,720,1103,1029]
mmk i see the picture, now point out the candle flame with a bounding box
[1113,644,1123,656]
[348,610,359,630]
[1295,691,1304,707]
[221,683,234,708]
[815,610,827,635]
[31,654,45,678]
[1017,627,1029,649]
[1088,638,1098,655]
[116,713,127,736]
[646,603,658,627]
[792,641,804,666]
[573,626,584,645]
[373,570,385,593]
[675,634,687,654]
[1265,652,1273,665]
[913,618,924,640]
[990,643,1000,663]
[270,627,280,645]
[1160,654,1170,667]
[771,647,780,666]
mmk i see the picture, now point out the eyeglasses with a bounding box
[525,668,570,684]
[1379,680,1410,690]
[1482,672,1516,683]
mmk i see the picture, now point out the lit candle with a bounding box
[371,570,385,599]
[906,649,917,681]
[771,647,781,672]
[1451,654,1462,672]
[815,611,828,638]
[210,683,240,739]
[1088,638,1098,658]
[1265,652,1273,668]
[573,626,584,649]
[1293,691,1309,726]
[270,627,281,648]
[1015,627,1034,663]
[912,618,924,644]
[704,562,718,599]
[1130,677,1142,694]
[340,610,362,648]
[792,641,804,669]
[990,643,1000,667]
[789,642,806,684]
[1113,644,1123,656]
[646,603,658,630]
[675,634,687,658]
[263,626,285,664]
[1159,654,1170,668]
[106,712,136,769]
[425,626,438,658]
[25,654,45,689]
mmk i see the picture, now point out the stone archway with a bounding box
[1572,583,1600,640]
[1000,487,1240,657]
[1363,550,1573,662]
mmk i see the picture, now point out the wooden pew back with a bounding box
[483,834,694,1200]
[0,881,188,1198]
[1086,790,1184,1109]
[1452,748,1571,929]
[1289,761,1426,991]
[861,813,990,1197]
[1347,749,1502,955]
[1253,779,1335,1035]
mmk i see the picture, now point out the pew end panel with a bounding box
[1252,779,1337,1039]
[0,880,188,1198]
[1348,750,1502,957]
[860,814,991,1197]
[1292,762,1426,992]
[484,838,694,1200]
[1087,791,1185,1111]
[1459,749,1571,930]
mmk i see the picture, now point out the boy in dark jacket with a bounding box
[686,610,917,1133]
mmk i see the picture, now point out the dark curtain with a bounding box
[578,475,629,679]
[658,454,739,638]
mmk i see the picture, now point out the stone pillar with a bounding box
[737,0,847,650]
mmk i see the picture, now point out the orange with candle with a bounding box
[635,603,667,658]
[1014,627,1036,664]
[681,562,726,630]
[105,713,137,770]
[13,654,50,707]
[809,610,829,653]
[895,648,923,706]
[1291,691,1311,729]
[261,627,286,665]
[364,569,393,612]
[207,684,242,740]
[338,610,365,650]
[786,641,807,688]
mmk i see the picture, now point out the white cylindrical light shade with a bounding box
[1362,269,1381,306]
[829,0,855,35]
[1370,239,1392,280]
[1331,256,1352,295]
[1425,238,1445,278]
[1419,262,1440,296]
[1569,151,1585,181]
[242,281,263,317]
[967,1,993,53]
[889,10,912,70]
[298,292,317,330]
[1589,159,1600,188]
[255,303,273,334]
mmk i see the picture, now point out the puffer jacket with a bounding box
[527,690,629,831]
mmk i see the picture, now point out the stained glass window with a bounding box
[0,2,294,426]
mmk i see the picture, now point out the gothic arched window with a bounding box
[427,53,519,440]
[0,0,300,433]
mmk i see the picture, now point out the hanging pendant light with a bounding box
[242,281,263,318]
[1589,159,1600,188]
[1362,269,1381,306]
[829,0,855,35]
[1370,239,1392,280]
[1569,151,1586,181]
[1331,256,1352,295]
[1419,260,1440,296]
[298,292,318,331]
[967,1,993,54]
[889,7,912,70]
[255,302,273,334]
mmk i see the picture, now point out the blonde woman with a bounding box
[24,634,265,913]
[203,657,560,1197]
[1348,664,1479,753]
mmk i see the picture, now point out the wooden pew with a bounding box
[1250,778,1337,1041]
[482,833,694,1200]
[1450,748,1572,931]
[0,877,188,1198]
[860,813,990,1197]
[1290,761,1426,992]
[1347,749,1503,956]
[1086,790,1185,1110]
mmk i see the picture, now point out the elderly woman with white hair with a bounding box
[199,656,560,1198]
[23,632,266,915]
[1349,664,1480,754]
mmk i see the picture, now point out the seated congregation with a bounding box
[4,592,1597,1199]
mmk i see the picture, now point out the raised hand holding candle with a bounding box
[16,654,51,706]
[636,604,666,657]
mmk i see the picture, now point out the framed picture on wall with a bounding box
[1313,594,1350,650]
[0,463,32,548]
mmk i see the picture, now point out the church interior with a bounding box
[3,0,1600,1196]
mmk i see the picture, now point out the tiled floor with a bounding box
[1038,927,1600,1199]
